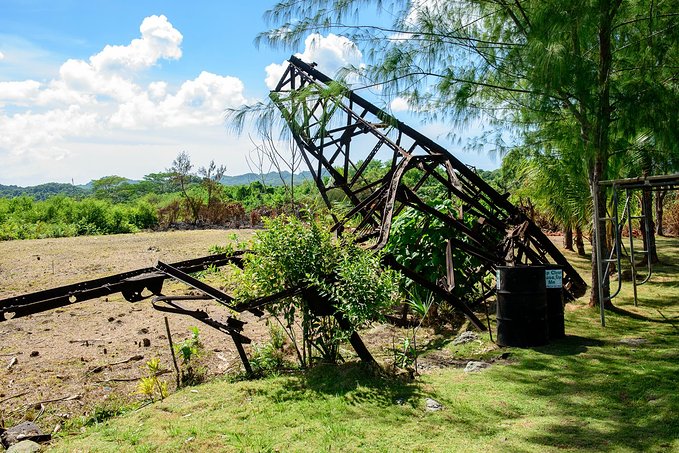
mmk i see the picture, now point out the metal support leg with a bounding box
[593,182,606,327]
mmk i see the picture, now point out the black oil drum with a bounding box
[496,266,548,347]
[545,265,565,340]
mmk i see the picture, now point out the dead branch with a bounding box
[0,391,29,405]
[88,355,144,373]
[95,369,171,383]
[6,357,17,370]
[32,394,81,405]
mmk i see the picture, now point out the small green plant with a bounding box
[249,322,288,376]
[136,358,168,402]
[82,397,134,427]
[393,287,434,375]
[393,337,417,370]
[209,232,249,255]
[174,327,207,386]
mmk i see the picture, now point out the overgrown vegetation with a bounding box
[232,215,401,367]
[0,152,322,241]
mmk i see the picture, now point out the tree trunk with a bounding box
[589,0,615,310]
[640,188,659,264]
[563,226,574,250]
[575,227,586,256]
[655,189,666,236]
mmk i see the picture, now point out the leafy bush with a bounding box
[385,199,498,323]
[233,215,401,367]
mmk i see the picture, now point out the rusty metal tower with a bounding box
[271,56,587,329]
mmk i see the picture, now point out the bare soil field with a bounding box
[0,229,268,432]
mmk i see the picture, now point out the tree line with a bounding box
[0,152,320,241]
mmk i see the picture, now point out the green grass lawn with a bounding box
[50,237,679,452]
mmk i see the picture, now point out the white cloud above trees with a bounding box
[0,15,248,182]
[0,16,374,185]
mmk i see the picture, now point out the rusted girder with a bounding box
[271,56,587,327]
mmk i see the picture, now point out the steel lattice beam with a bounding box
[271,56,587,328]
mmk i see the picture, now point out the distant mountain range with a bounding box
[219,170,315,186]
[0,171,317,200]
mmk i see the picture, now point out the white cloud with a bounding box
[90,15,182,73]
[0,14,249,182]
[0,51,4,60]
[0,80,42,105]
[265,33,364,89]
[0,105,100,158]
[110,71,247,129]
[390,97,410,112]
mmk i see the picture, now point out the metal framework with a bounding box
[593,173,679,326]
[0,253,377,372]
[271,56,587,328]
[0,56,594,374]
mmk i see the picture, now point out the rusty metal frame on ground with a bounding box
[0,252,377,373]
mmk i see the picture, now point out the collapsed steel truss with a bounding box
[271,56,586,329]
[0,56,589,374]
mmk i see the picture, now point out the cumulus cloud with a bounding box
[111,71,247,129]
[0,105,99,158]
[90,15,182,73]
[390,97,410,112]
[0,80,42,105]
[265,33,364,89]
[0,15,248,172]
[0,51,4,60]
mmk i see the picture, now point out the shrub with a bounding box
[131,202,158,229]
[385,199,497,325]
[233,215,401,367]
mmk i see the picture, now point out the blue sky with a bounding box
[0,1,499,186]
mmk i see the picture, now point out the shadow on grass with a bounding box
[503,313,679,451]
[247,362,422,408]
[608,305,679,326]
[303,362,422,406]
[530,335,605,356]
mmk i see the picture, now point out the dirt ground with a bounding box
[0,229,271,433]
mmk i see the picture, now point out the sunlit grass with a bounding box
[51,237,679,452]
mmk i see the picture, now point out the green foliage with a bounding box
[136,358,168,402]
[80,397,134,427]
[174,327,207,387]
[234,215,400,367]
[249,322,288,376]
[0,182,88,200]
[0,152,327,241]
[385,199,493,308]
[0,195,161,240]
